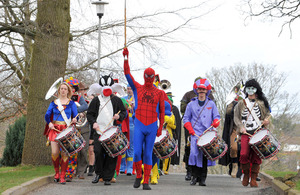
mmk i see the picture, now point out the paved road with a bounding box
[29,173,276,195]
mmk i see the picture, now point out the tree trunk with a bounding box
[22,0,71,165]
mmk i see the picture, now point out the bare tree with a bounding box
[243,0,300,37]
[205,62,300,136]
[0,0,217,121]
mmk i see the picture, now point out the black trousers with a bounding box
[191,155,207,179]
[93,138,118,181]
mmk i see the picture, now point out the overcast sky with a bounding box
[87,0,300,107]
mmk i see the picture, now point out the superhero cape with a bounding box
[43,114,53,137]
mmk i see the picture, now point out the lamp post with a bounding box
[92,0,109,80]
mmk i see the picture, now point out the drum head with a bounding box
[154,130,167,143]
[249,129,268,144]
[99,127,117,141]
[197,131,216,146]
[56,126,73,139]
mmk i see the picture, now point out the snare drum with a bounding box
[99,126,129,158]
[153,129,178,160]
[197,130,228,161]
[55,125,86,156]
[249,128,280,159]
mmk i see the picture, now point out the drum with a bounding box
[99,126,129,158]
[153,129,178,160]
[55,125,86,156]
[249,128,280,159]
[197,130,228,161]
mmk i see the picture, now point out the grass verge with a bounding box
[265,170,300,191]
[0,165,53,194]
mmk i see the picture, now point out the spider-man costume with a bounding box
[123,48,165,190]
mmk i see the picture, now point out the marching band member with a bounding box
[234,79,271,187]
[87,74,127,186]
[167,92,182,167]
[44,82,78,184]
[119,85,135,176]
[64,77,89,181]
[219,84,241,178]
[162,95,176,175]
[183,78,220,186]
[180,76,215,181]
[123,47,165,190]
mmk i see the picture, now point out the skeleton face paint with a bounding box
[246,87,257,95]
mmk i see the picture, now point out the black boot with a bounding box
[143,183,151,190]
[133,178,142,188]
[199,177,206,186]
[190,176,198,185]
[185,171,192,181]
[88,165,94,176]
[104,180,111,185]
[92,174,100,183]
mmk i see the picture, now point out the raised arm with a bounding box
[123,48,139,91]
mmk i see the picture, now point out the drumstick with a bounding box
[254,115,272,134]
[53,128,62,133]
[203,119,221,134]
[243,132,252,137]
[104,111,121,130]
[96,127,104,135]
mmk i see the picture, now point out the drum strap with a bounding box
[56,99,71,126]
[243,98,261,127]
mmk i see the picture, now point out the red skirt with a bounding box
[48,124,67,142]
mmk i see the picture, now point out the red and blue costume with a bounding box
[123,48,165,190]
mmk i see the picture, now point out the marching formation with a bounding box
[43,47,280,190]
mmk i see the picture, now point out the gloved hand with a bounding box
[212,119,220,128]
[123,47,129,58]
[184,122,195,136]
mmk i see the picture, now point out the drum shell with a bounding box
[249,128,280,159]
[153,129,178,160]
[99,126,129,158]
[55,125,86,156]
[197,130,228,161]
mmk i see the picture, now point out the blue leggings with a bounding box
[133,119,157,165]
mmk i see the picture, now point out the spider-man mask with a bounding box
[144,68,155,87]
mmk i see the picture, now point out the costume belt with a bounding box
[52,121,67,125]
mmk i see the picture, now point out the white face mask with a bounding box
[246,87,257,95]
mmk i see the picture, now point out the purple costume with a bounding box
[183,97,220,167]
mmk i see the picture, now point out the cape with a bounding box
[171,105,181,165]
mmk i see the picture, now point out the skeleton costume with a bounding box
[87,74,127,185]
[234,79,271,187]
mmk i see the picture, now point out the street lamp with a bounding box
[92,0,109,80]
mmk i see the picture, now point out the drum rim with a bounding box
[55,126,75,140]
[197,130,218,147]
[99,126,119,141]
[249,129,270,145]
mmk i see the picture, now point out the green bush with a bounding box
[0,116,26,166]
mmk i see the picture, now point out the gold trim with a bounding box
[53,121,66,125]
